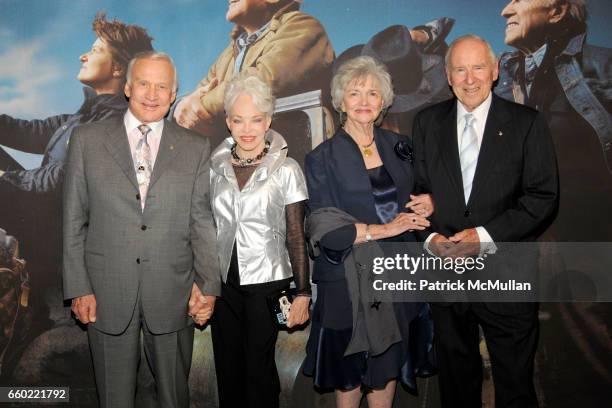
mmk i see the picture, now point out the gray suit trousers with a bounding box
[88,293,194,408]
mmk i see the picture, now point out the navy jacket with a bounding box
[305,127,417,282]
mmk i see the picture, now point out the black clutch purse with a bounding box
[266,288,296,329]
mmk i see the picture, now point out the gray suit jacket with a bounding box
[62,115,220,335]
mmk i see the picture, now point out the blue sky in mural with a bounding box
[1,0,611,167]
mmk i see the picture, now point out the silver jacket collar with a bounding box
[210,129,288,189]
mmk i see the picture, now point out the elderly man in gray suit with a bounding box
[62,51,219,408]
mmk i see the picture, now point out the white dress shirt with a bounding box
[425,92,497,256]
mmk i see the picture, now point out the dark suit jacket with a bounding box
[62,115,220,334]
[412,95,559,312]
[305,127,416,282]
[413,95,558,242]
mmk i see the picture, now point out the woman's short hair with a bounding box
[92,12,154,74]
[224,72,276,117]
[330,55,395,115]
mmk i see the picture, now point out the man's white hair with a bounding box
[126,51,178,92]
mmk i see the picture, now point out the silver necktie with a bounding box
[459,113,478,203]
[135,124,152,209]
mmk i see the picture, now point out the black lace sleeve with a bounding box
[285,200,311,296]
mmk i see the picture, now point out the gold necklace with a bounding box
[359,137,375,157]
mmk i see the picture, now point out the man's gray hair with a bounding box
[126,51,178,92]
[550,0,588,29]
[445,34,497,73]
[224,72,276,117]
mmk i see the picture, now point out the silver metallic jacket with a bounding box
[209,130,308,285]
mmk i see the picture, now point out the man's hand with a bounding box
[174,90,206,129]
[188,283,206,315]
[189,283,216,325]
[71,294,97,324]
[447,228,481,257]
[406,194,434,217]
[173,79,218,129]
[287,296,310,328]
[193,295,217,326]
[428,234,455,257]
[192,296,216,326]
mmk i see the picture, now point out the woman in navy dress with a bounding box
[303,55,435,407]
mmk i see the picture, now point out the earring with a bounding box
[339,111,347,126]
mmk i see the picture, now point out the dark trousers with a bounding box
[88,296,194,408]
[211,253,289,408]
[432,302,539,408]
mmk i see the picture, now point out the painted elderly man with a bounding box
[496,3,612,406]
[496,0,612,241]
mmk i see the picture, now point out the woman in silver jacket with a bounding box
[194,72,310,408]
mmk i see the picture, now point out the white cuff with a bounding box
[475,226,497,256]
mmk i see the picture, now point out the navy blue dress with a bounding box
[303,128,435,392]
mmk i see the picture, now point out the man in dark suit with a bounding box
[63,51,219,407]
[412,35,559,408]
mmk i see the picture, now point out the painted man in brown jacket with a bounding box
[174,0,334,141]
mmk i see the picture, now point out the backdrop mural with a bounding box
[0,0,610,406]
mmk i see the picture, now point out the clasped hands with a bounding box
[71,282,216,326]
[189,283,216,326]
[429,228,481,258]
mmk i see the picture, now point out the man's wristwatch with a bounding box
[365,225,372,242]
